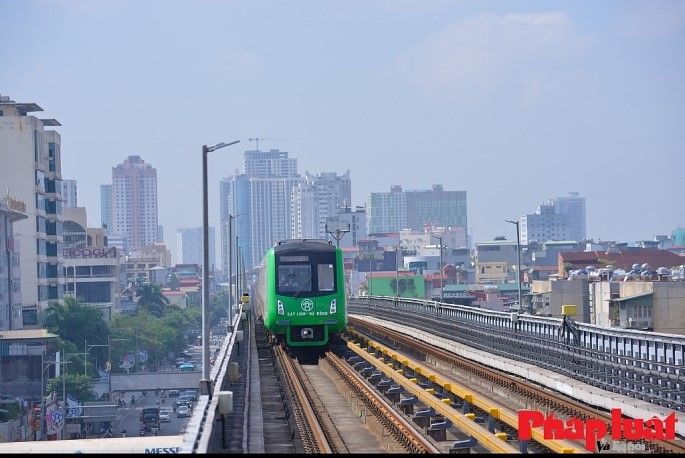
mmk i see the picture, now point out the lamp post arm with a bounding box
[201,140,240,398]
[505,219,523,312]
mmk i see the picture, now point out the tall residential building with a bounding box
[367,186,406,234]
[100,184,112,235]
[221,150,351,274]
[0,94,65,325]
[61,179,78,208]
[177,227,215,268]
[520,192,586,245]
[291,170,352,240]
[220,174,251,279]
[405,185,468,233]
[367,185,468,240]
[111,155,159,253]
[242,149,303,269]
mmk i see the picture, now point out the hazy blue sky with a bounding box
[2,0,684,264]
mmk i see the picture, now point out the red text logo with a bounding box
[518,408,677,451]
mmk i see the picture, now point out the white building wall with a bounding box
[367,188,406,234]
[61,179,78,208]
[0,100,64,318]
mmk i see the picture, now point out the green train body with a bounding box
[256,239,347,347]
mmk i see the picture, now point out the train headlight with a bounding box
[277,300,284,315]
[329,299,336,314]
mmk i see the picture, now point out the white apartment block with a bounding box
[368,185,468,243]
[0,94,65,325]
[521,192,586,245]
[61,179,78,208]
[249,176,304,268]
[219,175,251,276]
[242,149,303,268]
[367,186,407,234]
[291,170,352,240]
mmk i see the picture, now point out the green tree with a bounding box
[109,308,193,372]
[44,296,110,375]
[167,272,180,291]
[0,399,22,421]
[210,290,229,325]
[135,284,170,317]
[46,373,96,404]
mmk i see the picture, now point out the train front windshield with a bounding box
[276,253,336,296]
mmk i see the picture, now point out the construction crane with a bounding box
[248,137,289,151]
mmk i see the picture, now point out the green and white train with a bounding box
[256,239,347,347]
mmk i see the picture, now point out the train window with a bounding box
[317,264,335,291]
[278,264,312,292]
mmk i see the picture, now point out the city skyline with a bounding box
[2,0,683,263]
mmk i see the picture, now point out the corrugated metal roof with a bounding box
[611,291,653,302]
[0,329,58,340]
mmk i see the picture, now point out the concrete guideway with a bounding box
[347,339,521,454]
[347,330,586,454]
[0,435,184,453]
[352,330,585,453]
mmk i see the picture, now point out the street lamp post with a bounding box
[57,351,72,440]
[40,356,52,441]
[228,213,246,327]
[505,219,523,312]
[83,340,109,378]
[202,140,240,397]
[40,356,73,441]
[431,235,444,303]
[107,336,128,400]
[235,236,242,299]
[395,245,400,298]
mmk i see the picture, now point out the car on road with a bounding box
[184,389,198,402]
[174,395,193,410]
[176,405,190,418]
[168,389,180,397]
[159,410,171,423]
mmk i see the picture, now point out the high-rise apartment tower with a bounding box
[111,156,160,253]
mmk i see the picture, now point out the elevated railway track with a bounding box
[347,316,685,453]
[182,296,685,453]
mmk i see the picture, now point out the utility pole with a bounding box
[202,140,240,396]
[431,235,444,303]
[505,219,524,312]
[325,222,350,247]
[395,245,400,298]
[228,216,232,326]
